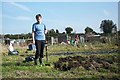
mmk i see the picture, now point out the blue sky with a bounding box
[1,1,119,34]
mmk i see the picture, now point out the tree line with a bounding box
[2,19,120,39]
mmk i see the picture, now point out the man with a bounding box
[32,14,47,66]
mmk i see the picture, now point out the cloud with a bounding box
[3,15,32,21]
[103,9,110,16]
[15,16,32,21]
[10,2,31,12]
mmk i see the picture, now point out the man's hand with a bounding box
[33,40,35,44]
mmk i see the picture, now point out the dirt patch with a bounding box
[54,55,119,73]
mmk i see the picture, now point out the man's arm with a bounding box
[32,31,35,44]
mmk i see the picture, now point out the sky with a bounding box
[1,0,119,34]
[118,2,120,30]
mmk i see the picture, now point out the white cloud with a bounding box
[15,16,32,21]
[3,15,32,21]
[10,2,31,12]
[3,15,14,19]
[103,9,110,16]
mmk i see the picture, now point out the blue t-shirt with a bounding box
[32,22,46,40]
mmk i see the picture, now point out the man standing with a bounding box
[32,14,47,66]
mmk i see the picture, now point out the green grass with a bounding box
[47,43,118,54]
[1,43,119,78]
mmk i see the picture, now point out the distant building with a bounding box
[86,35,101,42]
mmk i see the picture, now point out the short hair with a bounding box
[36,14,42,19]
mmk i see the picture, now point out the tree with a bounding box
[47,29,57,37]
[85,27,93,34]
[62,32,65,34]
[65,27,73,34]
[56,29,59,34]
[100,20,117,44]
[100,20,117,35]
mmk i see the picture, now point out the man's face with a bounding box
[36,16,42,23]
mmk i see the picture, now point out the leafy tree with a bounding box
[62,32,65,34]
[100,20,117,35]
[100,20,117,44]
[26,33,32,39]
[56,29,59,34]
[4,33,32,39]
[47,29,57,37]
[65,27,73,34]
[85,27,93,34]
[4,34,12,39]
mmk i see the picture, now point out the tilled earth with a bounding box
[54,54,119,73]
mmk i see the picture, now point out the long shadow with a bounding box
[2,62,15,66]
[19,54,34,57]
[2,61,34,66]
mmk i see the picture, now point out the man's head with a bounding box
[36,14,42,23]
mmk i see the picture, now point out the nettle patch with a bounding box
[54,55,119,73]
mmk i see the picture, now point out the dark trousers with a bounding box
[35,40,45,59]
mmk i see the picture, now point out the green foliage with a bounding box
[47,29,57,37]
[100,20,117,36]
[4,33,32,39]
[65,27,73,34]
[56,29,59,34]
[85,27,93,34]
